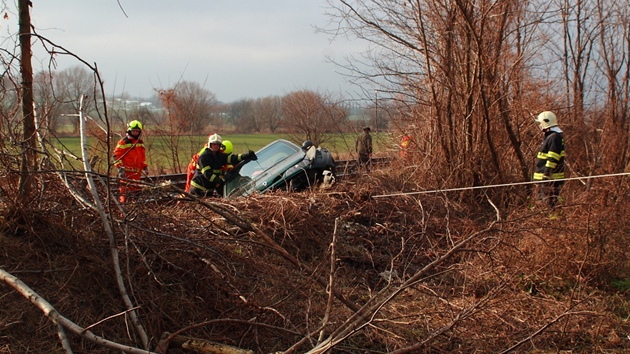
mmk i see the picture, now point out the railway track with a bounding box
[143,156,390,188]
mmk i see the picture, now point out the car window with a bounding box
[225,140,307,198]
[239,140,301,178]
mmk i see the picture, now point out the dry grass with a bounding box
[0,167,629,353]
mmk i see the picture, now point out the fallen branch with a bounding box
[155,319,301,354]
[77,95,149,348]
[0,267,156,354]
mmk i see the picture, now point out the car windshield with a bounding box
[238,140,302,179]
[225,139,306,198]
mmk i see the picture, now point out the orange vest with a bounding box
[400,135,412,157]
[113,136,147,176]
[400,135,412,148]
[185,146,207,192]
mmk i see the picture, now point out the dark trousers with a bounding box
[538,181,564,208]
[358,153,371,171]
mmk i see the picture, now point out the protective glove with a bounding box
[143,166,149,175]
[117,167,126,179]
[244,150,258,162]
[214,175,225,187]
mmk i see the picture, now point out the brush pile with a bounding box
[1,168,629,353]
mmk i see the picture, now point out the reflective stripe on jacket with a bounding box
[190,149,242,191]
[533,131,565,181]
[113,136,147,173]
[185,146,208,192]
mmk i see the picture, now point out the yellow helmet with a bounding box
[208,133,222,146]
[221,140,233,154]
[127,120,143,131]
[536,111,558,129]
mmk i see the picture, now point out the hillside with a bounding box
[1,168,629,353]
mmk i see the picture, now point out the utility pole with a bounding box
[374,90,378,134]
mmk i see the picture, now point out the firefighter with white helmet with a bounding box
[533,111,566,207]
[184,138,234,193]
[189,133,257,197]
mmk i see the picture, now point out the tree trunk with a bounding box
[17,0,37,202]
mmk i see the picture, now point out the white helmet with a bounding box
[536,111,558,129]
[208,133,222,146]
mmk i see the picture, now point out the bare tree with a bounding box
[51,66,99,134]
[150,82,216,173]
[170,81,217,133]
[556,0,599,174]
[282,90,348,146]
[0,69,22,141]
[32,71,55,133]
[151,81,216,134]
[593,0,630,173]
[153,89,184,173]
[229,98,257,133]
[252,96,283,133]
[326,0,554,198]
[17,0,36,202]
[226,95,297,134]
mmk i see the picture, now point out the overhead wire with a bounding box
[370,172,630,199]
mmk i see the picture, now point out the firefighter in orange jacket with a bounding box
[400,134,412,157]
[113,120,148,203]
[400,125,416,157]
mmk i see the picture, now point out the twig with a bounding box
[318,217,339,343]
[156,318,301,354]
[82,306,142,333]
[498,310,600,354]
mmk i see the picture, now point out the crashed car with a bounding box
[222,139,336,198]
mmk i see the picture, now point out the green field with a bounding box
[55,132,395,174]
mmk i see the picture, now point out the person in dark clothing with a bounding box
[185,140,234,193]
[355,126,373,171]
[189,133,257,197]
[532,111,566,208]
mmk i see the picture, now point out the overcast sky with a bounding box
[2,1,367,103]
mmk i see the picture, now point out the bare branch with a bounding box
[0,267,157,354]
